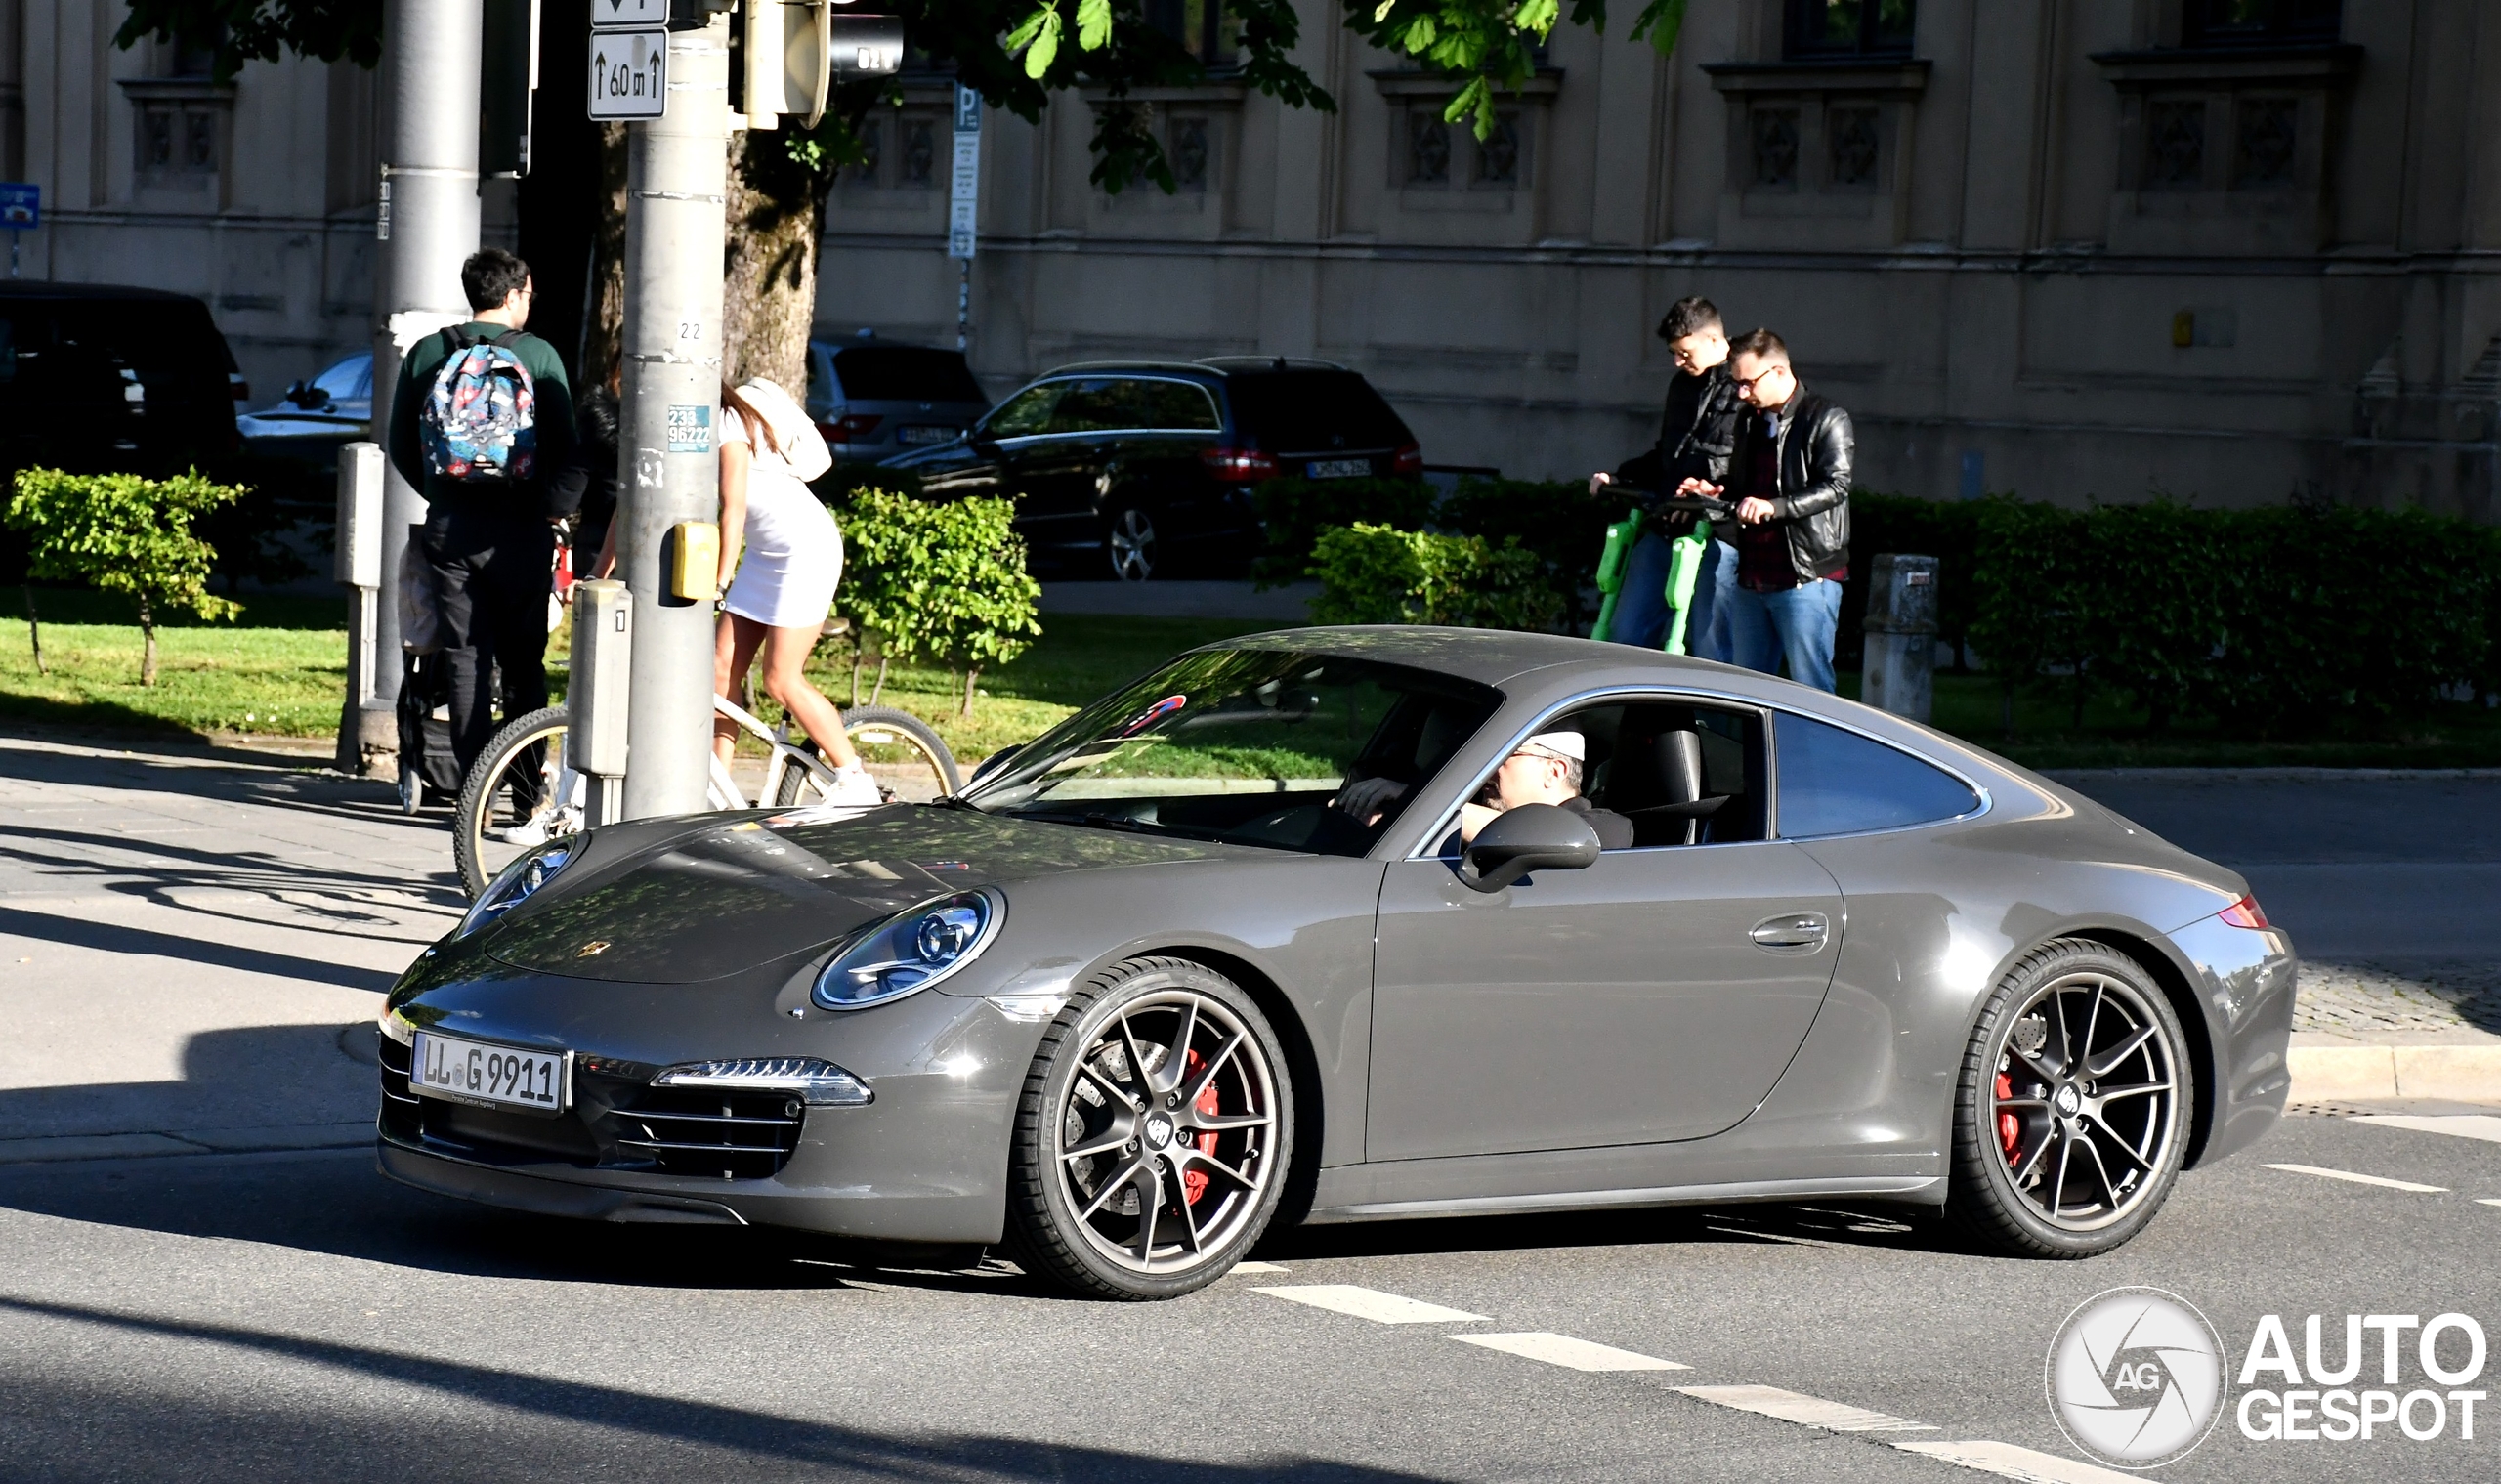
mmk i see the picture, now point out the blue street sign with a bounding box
[0,183,37,230]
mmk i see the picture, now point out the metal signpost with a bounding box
[949,85,979,352]
[0,183,37,278]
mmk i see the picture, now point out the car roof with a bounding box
[1033,358,1352,380]
[0,281,210,305]
[1201,625,1712,688]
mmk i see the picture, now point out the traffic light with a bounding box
[742,0,904,130]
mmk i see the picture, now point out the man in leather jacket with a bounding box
[1588,297,1743,658]
[1676,328,1851,691]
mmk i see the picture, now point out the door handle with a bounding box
[1749,912,1830,953]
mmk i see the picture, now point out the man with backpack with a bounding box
[386,247,576,787]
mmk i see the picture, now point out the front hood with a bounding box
[483,804,1243,984]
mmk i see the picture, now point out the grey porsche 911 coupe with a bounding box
[379,627,2297,1299]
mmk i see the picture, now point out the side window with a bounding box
[983,382,1062,438]
[1139,379,1221,431]
[1774,712,1980,838]
[1048,377,1155,434]
[1578,699,1770,847]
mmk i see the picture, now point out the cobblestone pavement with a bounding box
[2295,958,2501,1036]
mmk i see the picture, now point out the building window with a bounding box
[1409,112,1452,184]
[136,101,223,180]
[1751,106,1801,189]
[1475,111,1520,185]
[2142,100,2205,189]
[900,117,936,186]
[1827,105,1879,187]
[1168,116,1210,190]
[2181,0,2341,48]
[2232,97,2298,188]
[1785,0,1916,59]
[1144,0,1237,64]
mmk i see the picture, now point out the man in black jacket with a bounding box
[1688,328,1851,691]
[1589,297,1743,658]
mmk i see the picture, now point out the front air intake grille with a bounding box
[377,1034,420,1141]
[599,1087,803,1180]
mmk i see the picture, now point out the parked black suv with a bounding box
[880,358,1420,580]
[0,282,243,477]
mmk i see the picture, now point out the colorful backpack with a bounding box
[419,328,537,483]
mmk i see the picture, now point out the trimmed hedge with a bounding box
[1308,523,1559,631]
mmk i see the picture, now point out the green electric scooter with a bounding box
[1589,490,1733,654]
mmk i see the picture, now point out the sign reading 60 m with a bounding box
[588,28,667,121]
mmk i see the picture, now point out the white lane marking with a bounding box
[1250,1285,1488,1324]
[2265,1162,2447,1193]
[2354,1114,2501,1145]
[1452,1332,1690,1372]
[1893,1438,2148,1484]
[1675,1384,1934,1432]
[1227,1260,1291,1275]
[2478,1199,2501,1209]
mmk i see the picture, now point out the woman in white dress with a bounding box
[710,378,880,804]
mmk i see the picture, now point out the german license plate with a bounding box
[409,1031,570,1115]
[898,425,956,445]
[1306,458,1371,480]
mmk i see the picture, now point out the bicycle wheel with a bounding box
[769,706,960,806]
[453,706,579,900]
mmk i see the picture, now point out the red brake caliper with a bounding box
[1994,1072,2021,1163]
[1180,1049,1219,1205]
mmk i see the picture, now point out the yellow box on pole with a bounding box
[668,521,721,601]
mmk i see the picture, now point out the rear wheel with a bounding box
[452,706,575,900]
[1946,939,2192,1257]
[769,706,961,805]
[1005,957,1293,1299]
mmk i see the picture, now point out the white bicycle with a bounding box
[451,696,960,900]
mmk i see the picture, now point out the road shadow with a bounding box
[0,1023,383,1145]
[0,1295,1444,1482]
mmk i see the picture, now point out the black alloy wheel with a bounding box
[1946,938,2193,1257]
[1005,956,1293,1299]
[1105,506,1158,582]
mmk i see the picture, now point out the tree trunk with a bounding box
[959,663,980,721]
[869,654,889,706]
[138,595,156,688]
[580,124,631,395]
[22,585,43,676]
[720,131,823,396]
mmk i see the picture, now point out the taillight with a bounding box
[1201,446,1280,483]
[830,413,882,441]
[2219,895,2270,929]
[230,374,250,403]
[1391,442,1422,474]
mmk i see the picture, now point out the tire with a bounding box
[452,705,572,901]
[769,706,962,805]
[1104,506,1158,582]
[1005,956,1294,1299]
[1945,938,2194,1258]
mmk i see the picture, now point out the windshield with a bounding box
[961,648,1500,856]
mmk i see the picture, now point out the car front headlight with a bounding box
[813,889,1003,1010]
[455,841,577,939]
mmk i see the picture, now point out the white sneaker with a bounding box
[496,818,553,847]
[825,766,885,806]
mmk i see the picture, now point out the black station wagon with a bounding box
[879,358,1421,580]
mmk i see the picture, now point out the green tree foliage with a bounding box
[1307,522,1558,630]
[835,489,1041,718]
[5,468,244,687]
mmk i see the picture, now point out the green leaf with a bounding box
[1002,4,1052,51]
[1075,0,1113,51]
[1023,8,1063,77]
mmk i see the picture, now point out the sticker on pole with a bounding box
[589,28,667,120]
[666,404,712,452]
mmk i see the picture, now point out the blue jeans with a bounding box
[1609,533,1735,662]
[1723,576,1844,692]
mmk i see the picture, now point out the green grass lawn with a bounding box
[6,584,2494,770]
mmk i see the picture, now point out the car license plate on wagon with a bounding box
[898,424,956,445]
[1305,458,1371,480]
[409,1031,571,1115]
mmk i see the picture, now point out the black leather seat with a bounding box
[1606,714,1726,847]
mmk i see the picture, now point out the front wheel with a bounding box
[1005,957,1294,1299]
[452,706,576,901]
[1105,506,1158,582]
[1945,939,2193,1257]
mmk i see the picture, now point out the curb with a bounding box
[2287,1044,2501,1102]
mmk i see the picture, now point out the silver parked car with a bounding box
[804,337,989,464]
[235,351,373,466]
[378,628,2296,1299]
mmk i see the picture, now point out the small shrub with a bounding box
[1250,477,1436,587]
[1438,476,1619,632]
[1307,523,1560,631]
[834,488,1040,718]
[5,467,243,685]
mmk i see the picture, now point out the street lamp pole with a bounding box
[351,0,484,780]
[616,12,731,819]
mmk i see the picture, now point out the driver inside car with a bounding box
[1335,730,1634,850]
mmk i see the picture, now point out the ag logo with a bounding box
[2046,1287,2226,1468]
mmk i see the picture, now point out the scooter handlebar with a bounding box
[1607,487,1737,518]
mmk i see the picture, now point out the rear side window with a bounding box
[1774,713,1980,838]
[1139,379,1220,431]
[830,346,985,403]
[1223,371,1411,451]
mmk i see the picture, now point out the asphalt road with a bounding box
[3,1112,2498,1482]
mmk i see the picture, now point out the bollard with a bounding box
[332,443,390,776]
[568,580,633,827]
[1861,553,1938,723]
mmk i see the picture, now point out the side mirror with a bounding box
[283,379,311,406]
[1460,803,1601,893]
[969,435,1001,457]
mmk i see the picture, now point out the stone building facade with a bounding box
[823,0,2501,521]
